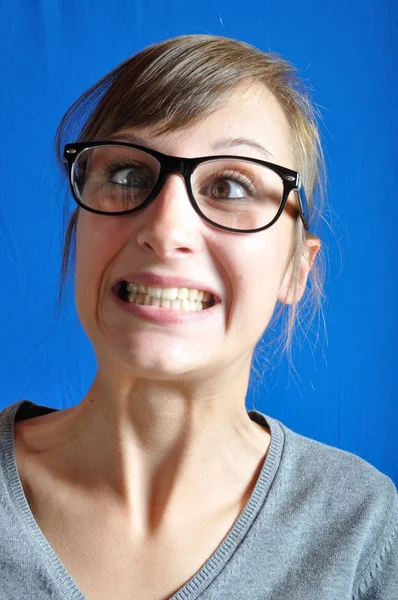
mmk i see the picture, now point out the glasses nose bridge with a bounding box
[159,154,194,194]
[163,154,192,175]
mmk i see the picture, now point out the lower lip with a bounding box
[111,289,220,324]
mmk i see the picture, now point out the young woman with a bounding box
[1,35,397,600]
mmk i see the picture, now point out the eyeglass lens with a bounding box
[72,145,285,231]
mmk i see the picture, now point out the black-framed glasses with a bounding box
[63,141,309,233]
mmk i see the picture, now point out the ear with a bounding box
[277,237,321,305]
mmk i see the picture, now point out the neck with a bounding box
[21,368,270,537]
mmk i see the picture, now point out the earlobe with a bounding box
[277,238,321,306]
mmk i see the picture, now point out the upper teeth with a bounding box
[125,282,213,303]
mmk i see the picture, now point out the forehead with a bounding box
[113,84,296,169]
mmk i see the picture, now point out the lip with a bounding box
[112,272,221,303]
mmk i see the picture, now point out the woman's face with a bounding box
[74,84,316,384]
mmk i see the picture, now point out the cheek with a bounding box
[231,224,293,332]
[75,215,124,309]
[241,226,288,291]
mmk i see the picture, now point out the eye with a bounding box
[201,170,256,200]
[210,178,248,199]
[111,167,154,189]
[104,160,156,189]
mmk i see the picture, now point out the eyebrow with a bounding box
[107,132,151,146]
[210,137,275,160]
[107,132,275,160]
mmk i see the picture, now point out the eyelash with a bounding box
[207,169,256,194]
[103,159,146,179]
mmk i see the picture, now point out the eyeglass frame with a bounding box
[63,141,310,234]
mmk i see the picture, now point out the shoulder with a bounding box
[277,419,397,498]
[277,419,398,558]
[270,418,398,591]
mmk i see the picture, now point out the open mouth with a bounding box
[115,281,216,311]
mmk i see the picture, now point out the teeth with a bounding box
[125,282,212,303]
[127,294,206,311]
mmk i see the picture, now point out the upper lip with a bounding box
[114,272,221,302]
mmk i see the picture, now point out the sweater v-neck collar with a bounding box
[1,399,284,600]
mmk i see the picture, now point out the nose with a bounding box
[143,171,200,228]
[134,171,208,257]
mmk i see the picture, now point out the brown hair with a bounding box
[53,34,328,387]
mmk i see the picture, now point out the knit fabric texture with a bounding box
[0,399,397,599]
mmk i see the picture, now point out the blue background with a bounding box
[0,0,397,485]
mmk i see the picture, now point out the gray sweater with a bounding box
[0,399,397,599]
